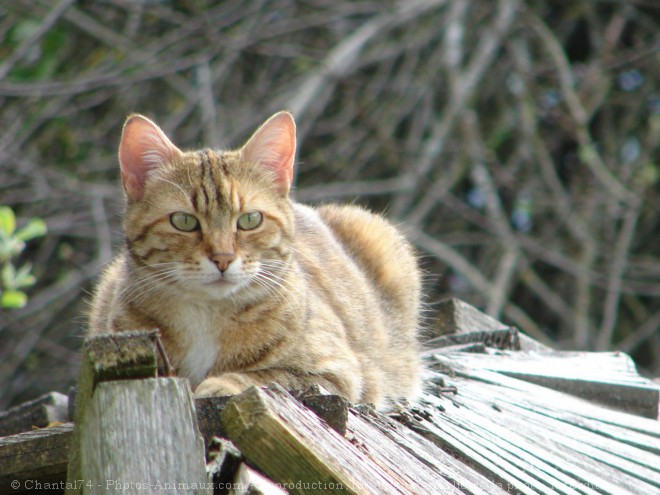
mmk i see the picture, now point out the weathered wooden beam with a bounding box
[429,298,552,351]
[420,367,660,493]
[80,330,160,382]
[0,423,73,494]
[0,392,69,437]
[222,385,382,495]
[433,298,507,335]
[359,408,511,495]
[65,332,209,494]
[423,328,520,353]
[1,396,236,494]
[437,351,660,418]
[221,384,467,495]
[78,378,209,494]
[65,331,159,492]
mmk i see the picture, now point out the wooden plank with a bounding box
[1,398,232,495]
[77,378,209,494]
[440,350,654,386]
[298,387,349,436]
[207,437,242,490]
[422,393,643,495]
[477,394,657,491]
[433,350,660,418]
[514,377,658,419]
[422,366,660,492]
[423,328,520,354]
[0,423,73,494]
[0,392,69,437]
[434,355,660,440]
[79,331,159,383]
[221,385,396,495]
[451,377,660,478]
[350,407,510,495]
[432,298,511,337]
[65,331,159,490]
[222,384,468,495]
[405,407,543,495]
[341,408,467,495]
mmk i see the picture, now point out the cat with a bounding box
[88,111,422,409]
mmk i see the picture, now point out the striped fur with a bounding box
[89,112,422,409]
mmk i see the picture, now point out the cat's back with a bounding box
[293,201,420,338]
[292,202,421,404]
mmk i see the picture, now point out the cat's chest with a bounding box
[166,305,225,388]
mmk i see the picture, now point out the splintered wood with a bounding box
[221,384,465,495]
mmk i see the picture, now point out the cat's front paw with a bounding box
[194,375,247,398]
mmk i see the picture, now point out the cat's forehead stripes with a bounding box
[229,177,243,213]
[191,149,251,219]
[193,149,232,217]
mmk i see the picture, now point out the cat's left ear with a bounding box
[118,114,182,202]
[241,111,296,195]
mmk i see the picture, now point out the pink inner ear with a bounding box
[242,111,296,193]
[119,115,181,202]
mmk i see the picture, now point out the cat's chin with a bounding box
[194,279,244,300]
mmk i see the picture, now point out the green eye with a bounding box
[237,211,263,230]
[170,212,200,232]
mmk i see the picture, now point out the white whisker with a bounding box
[119,264,181,307]
[252,261,296,314]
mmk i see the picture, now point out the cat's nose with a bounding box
[210,252,236,273]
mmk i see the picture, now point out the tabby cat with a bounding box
[89,111,422,409]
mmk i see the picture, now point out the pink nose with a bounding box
[210,252,236,272]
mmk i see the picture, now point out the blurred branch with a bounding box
[529,13,640,207]
[519,266,573,328]
[510,38,593,247]
[295,176,413,202]
[392,0,520,217]
[597,206,641,350]
[618,310,660,355]
[287,0,448,139]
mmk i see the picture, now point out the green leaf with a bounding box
[1,290,27,309]
[1,262,16,289]
[0,206,16,237]
[13,263,36,289]
[15,218,47,242]
[0,237,25,263]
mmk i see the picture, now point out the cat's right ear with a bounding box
[118,114,182,202]
[241,111,296,195]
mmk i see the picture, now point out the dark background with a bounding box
[1,0,658,409]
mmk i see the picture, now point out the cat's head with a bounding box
[117,111,297,303]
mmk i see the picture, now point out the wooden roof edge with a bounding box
[424,298,660,420]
